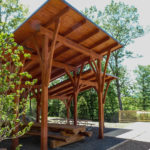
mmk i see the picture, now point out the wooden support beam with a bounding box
[53,61,75,70]
[101,50,111,93]
[103,81,111,104]
[48,95,69,100]
[29,53,75,71]
[52,86,73,97]
[32,36,42,64]
[27,59,75,77]
[92,59,99,73]
[24,60,38,71]
[54,19,86,50]
[65,68,74,86]
[55,34,110,68]
[39,26,100,59]
[76,63,84,88]
[99,43,118,55]
[54,29,99,58]
[80,79,97,88]
[63,19,86,36]
[46,19,61,84]
[49,80,71,93]
[88,60,97,76]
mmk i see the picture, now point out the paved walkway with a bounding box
[105,122,150,142]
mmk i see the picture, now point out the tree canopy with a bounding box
[82,0,144,110]
[0,0,28,33]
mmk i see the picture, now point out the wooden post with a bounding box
[65,64,84,126]
[67,106,70,124]
[41,19,60,150]
[74,91,78,126]
[97,57,104,139]
[36,98,41,123]
[66,98,71,124]
[41,35,49,150]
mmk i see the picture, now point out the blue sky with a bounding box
[20,0,150,78]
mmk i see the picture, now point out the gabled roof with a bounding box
[14,0,122,83]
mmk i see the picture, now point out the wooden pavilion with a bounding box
[13,0,122,149]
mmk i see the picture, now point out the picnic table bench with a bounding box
[24,123,92,148]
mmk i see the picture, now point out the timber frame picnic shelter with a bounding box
[13,0,122,149]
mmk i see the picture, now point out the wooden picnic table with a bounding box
[24,122,92,148]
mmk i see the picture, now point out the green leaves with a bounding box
[82,1,145,111]
[0,33,36,143]
[134,65,150,110]
[0,0,28,33]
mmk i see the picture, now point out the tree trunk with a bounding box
[116,79,123,110]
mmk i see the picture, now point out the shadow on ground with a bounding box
[1,127,147,150]
[110,140,150,150]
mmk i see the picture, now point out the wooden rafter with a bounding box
[53,61,75,70]
[54,19,86,50]
[89,36,109,49]
[48,95,69,101]
[39,26,100,59]
[45,7,69,28]
[26,54,75,72]
[80,79,97,88]
[54,28,99,58]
